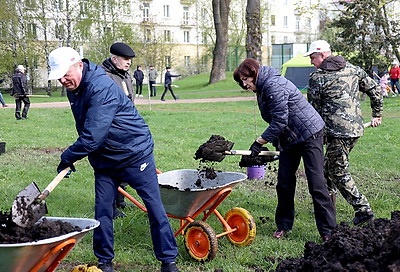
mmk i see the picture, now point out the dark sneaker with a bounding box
[161,262,179,272]
[353,211,374,226]
[98,262,113,272]
[273,229,286,239]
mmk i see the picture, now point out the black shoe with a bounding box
[22,117,28,120]
[353,211,374,226]
[161,99,165,101]
[174,97,179,100]
[98,262,113,272]
[161,262,179,272]
[113,209,126,219]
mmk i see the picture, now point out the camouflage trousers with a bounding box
[324,137,372,213]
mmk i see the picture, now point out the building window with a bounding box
[202,32,207,44]
[184,31,190,43]
[144,28,151,42]
[306,18,311,29]
[184,56,190,66]
[122,0,131,14]
[284,16,288,27]
[271,35,276,44]
[271,15,276,26]
[163,5,170,17]
[284,36,288,43]
[143,3,149,21]
[165,56,171,67]
[55,24,65,39]
[54,0,63,11]
[183,6,189,25]
[27,23,37,39]
[164,30,171,42]
[79,0,89,17]
[295,16,300,31]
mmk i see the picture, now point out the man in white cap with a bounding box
[48,47,180,272]
[11,65,30,120]
[305,40,383,226]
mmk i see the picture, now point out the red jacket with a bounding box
[389,66,400,79]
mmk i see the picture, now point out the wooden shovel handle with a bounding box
[225,150,280,156]
[38,167,71,200]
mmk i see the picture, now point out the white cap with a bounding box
[48,47,81,80]
[304,40,331,56]
[17,65,25,70]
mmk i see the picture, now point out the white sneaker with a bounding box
[139,95,143,97]
[135,94,138,97]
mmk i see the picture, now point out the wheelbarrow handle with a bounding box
[225,150,280,156]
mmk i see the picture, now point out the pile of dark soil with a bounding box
[0,211,81,244]
[194,135,234,162]
[275,210,400,272]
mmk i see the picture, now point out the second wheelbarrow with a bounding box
[118,169,256,262]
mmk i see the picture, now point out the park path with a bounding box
[3,96,256,108]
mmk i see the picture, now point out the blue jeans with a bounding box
[93,153,178,264]
[390,78,400,94]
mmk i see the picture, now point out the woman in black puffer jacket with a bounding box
[233,58,336,241]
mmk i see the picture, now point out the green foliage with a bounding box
[325,0,400,72]
[0,93,399,271]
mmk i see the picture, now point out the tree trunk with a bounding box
[246,0,262,63]
[209,0,230,85]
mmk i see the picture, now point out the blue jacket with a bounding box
[256,66,324,150]
[164,71,180,86]
[61,60,153,170]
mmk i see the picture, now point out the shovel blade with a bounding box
[11,182,47,227]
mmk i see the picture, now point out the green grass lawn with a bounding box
[0,77,399,272]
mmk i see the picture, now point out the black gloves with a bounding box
[249,141,263,156]
[57,160,76,178]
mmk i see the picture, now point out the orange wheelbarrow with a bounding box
[118,169,256,262]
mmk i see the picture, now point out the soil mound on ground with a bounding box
[0,211,82,244]
[275,210,400,272]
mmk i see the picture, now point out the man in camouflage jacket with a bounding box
[305,40,383,226]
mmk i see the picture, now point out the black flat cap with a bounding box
[110,42,135,58]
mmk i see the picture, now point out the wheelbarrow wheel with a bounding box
[224,207,256,246]
[184,220,218,262]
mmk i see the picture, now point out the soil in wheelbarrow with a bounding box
[0,210,81,244]
[273,210,400,272]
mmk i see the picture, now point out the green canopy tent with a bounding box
[281,53,315,90]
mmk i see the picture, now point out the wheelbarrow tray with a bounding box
[0,217,99,272]
[158,169,247,218]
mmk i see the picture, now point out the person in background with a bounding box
[305,40,383,226]
[48,47,180,272]
[388,62,400,96]
[11,65,30,120]
[101,42,136,219]
[101,42,135,103]
[134,65,144,97]
[161,67,180,101]
[148,65,158,97]
[378,72,389,98]
[233,58,336,241]
[0,79,8,107]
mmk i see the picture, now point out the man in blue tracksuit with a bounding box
[47,47,179,272]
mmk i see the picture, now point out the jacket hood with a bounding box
[319,55,346,71]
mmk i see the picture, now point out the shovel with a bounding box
[11,167,71,227]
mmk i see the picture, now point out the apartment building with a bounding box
[2,0,325,87]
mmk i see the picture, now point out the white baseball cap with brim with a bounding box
[304,40,331,57]
[48,47,82,80]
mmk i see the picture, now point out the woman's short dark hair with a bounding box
[233,58,260,89]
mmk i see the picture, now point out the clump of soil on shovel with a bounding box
[275,210,400,272]
[0,211,81,244]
